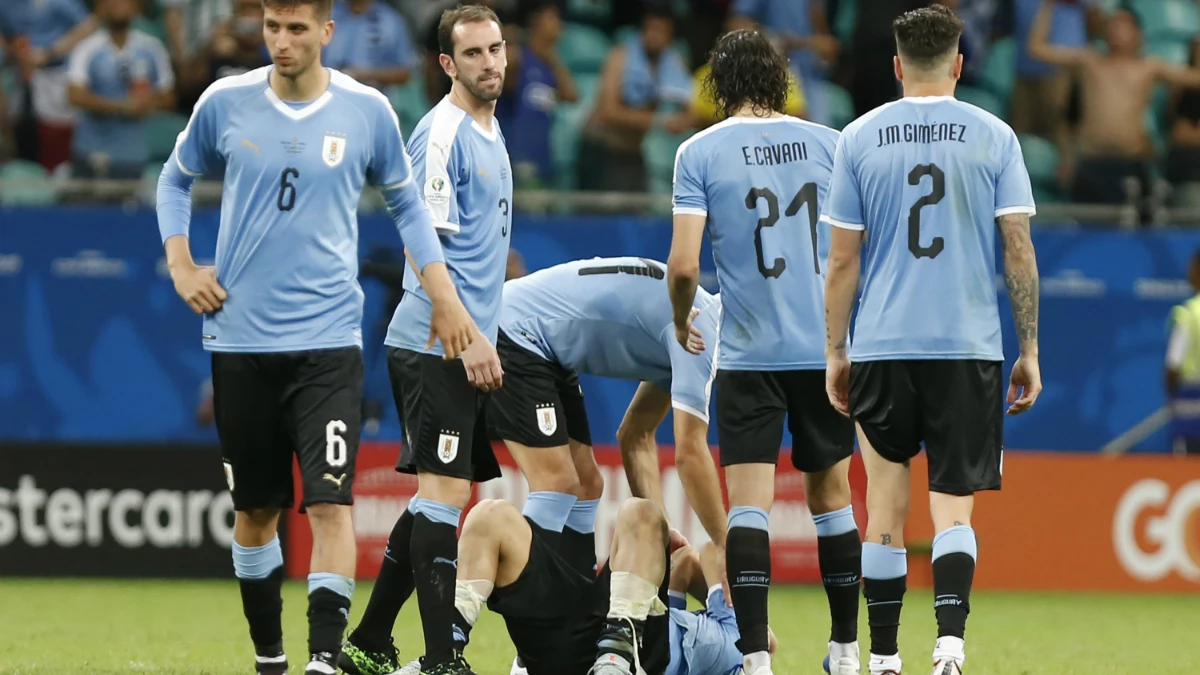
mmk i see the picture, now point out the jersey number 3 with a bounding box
[745,184,820,279]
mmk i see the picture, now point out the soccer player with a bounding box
[154,0,477,673]
[449,496,777,675]
[821,6,1041,675]
[341,6,511,675]
[668,29,861,675]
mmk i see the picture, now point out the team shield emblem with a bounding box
[322,135,346,168]
[437,433,459,464]
[537,405,557,436]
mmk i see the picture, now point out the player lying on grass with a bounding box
[432,496,775,675]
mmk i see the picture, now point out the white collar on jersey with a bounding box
[905,95,957,103]
[263,67,334,121]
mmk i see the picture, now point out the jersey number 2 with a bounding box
[907,163,946,259]
[278,168,299,212]
[745,183,820,279]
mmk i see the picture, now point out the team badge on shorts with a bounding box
[536,404,557,436]
[321,135,346,168]
[437,431,460,464]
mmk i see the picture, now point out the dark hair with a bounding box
[892,4,963,71]
[642,0,675,22]
[1114,6,1143,31]
[261,0,332,21]
[520,0,558,24]
[705,29,789,119]
[438,4,503,56]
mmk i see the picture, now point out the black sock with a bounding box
[932,553,975,639]
[239,567,284,655]
[307,587,351,656]
[411,512,461,664]
[596,617,642,662]
[352,508,416,650]
[562,527,597,578]
[727,526,771,655]
[818,530,862,644]
[451,607,473,651]
[863,576,906,656]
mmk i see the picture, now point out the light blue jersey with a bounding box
[820,96,1036,361]
[157,66,444,353]
[666,587,742,675]
[385,97,514,355]
[500,257,719,421]
[673,115,840,371]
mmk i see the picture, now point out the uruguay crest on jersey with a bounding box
[536,404,557,436]
[322,134,346,168]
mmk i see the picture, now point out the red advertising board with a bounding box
[286,442,868,582]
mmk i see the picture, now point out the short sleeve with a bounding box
[672,141,708,217]
[64,0,91,25]
[174,92,223,176]
[408,119,461,234]
[995,129,1036,218]
[666,305,719,423]
[368,99,414,189]
[149,40,175,90]
[66,40,94,86]
[820,132,865,231]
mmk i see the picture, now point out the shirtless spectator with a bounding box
[1168,39,1200,207]
[1029,2,1200,204]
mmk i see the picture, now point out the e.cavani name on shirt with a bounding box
[741,140,808,166]
[876,121,968,148]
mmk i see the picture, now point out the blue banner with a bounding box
[0,207,1195,452]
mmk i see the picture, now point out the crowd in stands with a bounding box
[2,0,1200,209]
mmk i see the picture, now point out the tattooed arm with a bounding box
[823,226,864,416]
[998,212,1043,414]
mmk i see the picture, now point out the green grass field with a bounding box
[0,579,1196,674]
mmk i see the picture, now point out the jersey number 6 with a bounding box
[278,168,299,212]
[745,183,820,280]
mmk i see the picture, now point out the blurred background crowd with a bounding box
[2,0,1200,216]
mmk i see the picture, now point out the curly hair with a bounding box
[705,29,789,119]
[892,4,963,71]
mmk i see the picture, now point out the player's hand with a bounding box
[825,355,852,417]
[715,544,733,607]
[427,296,475,359]
[171,263,227,314]
[461,337,504,392]
[675,307,706,355]
[1006,354,1042,415]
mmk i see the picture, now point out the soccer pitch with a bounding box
[0,579,1195,674]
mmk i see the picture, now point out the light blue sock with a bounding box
[727,505,770,531]
[523,491,578,533]
[565,498,600,534]
[862,542,908,580]
[413,499,463,527]
[932,525,977,562]
[308,572,355,600]
[812,505,857,537]
[232,536,283,580]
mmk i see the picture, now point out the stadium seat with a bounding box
[1132,0,1199,43]
[390,78,430,139]
[821,81,855,130]
[145,112,188,163]
[1017,133,1059,188]
[979,37,1016,102]
[643,127,688,199]
[834,0,856,45]
[559,23,611,74]
[0,160,56,206]
[956,86,1005,117]
[1144,38,1191,65]
[551,73,600,190]
[565,0,612,24]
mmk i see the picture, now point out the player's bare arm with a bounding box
[668,214,706,352]
[998,212,1042,414]
[823,226,864,417]
[617,382,671,508]
[163,235,227,314]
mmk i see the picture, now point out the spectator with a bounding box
[730,0,837,124]
[4,0,97,172]
[1029,3,1200,204]
[1167,39,1200,207]
[689,58,807,128]
[67,0,175,179]
[840,0,930,117]
[325,0,417,91]
[580,3,690,192]
[1165,249,1200,454]
[201,0,271,83]
[496,0,577,189]
[161,0,231,67]
[0,39,15,161]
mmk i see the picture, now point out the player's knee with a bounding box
[575,453,605,501]
[805,466,853,514]
[618,498,667,538]
[305,502,351,529]
[464,498,522,535]
[417,472,473,509]
[238,507,281,530]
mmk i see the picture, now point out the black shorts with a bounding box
[850,359,1004,495]
[487,330,592,448]
[389,347,501,483]
[715,369,855,472]
[211,347,362,511]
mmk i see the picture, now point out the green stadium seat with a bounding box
[565,0,612,24]
[1144,38,1191,65]
[551,73,600,190]
[145,112,188,163]
[132,15,166,41]
[956,86,1005,117]
[390,78,430,139]
[1132,0,1199,43]
[643,128,688,198]
[0,160,56,206]
[1018,133,1059,188]
[559,23,612,74]
[821,80,855,130]
[979,37,1016,102]
[834,0,856,44]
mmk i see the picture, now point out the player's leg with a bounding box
[562,373,602,577]
[786,370,861,675]
[919,360,1004,674]
[715,370,787,675]
[592,498,670,675]
[849,361,921,675]
[285,348,364,675]
[449,499,534,652]
[211,352,292,675]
